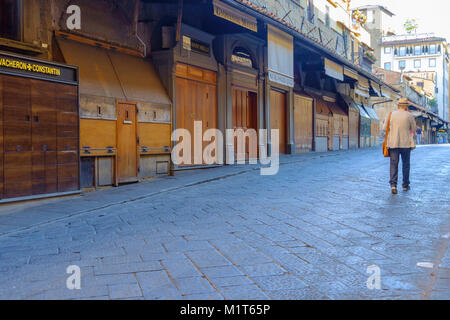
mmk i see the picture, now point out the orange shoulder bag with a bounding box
[382,113,392,158]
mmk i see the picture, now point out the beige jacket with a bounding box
[383,110,416,149]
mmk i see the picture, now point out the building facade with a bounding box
[380,33,449,121]
[0,0,401,202]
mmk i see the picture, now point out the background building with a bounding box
[380,33,449,121]
[353,5,395,68]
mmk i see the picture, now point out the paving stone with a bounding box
[95,261,163,275]
[0,146,448,300]
[219,285,269,300]
[240,263,287,277]
[109,283,143,299]
[251,274,309,291]
[173,277,217,295]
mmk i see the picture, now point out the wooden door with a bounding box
[294,94,313,153]
[232,88,257,160]
[117,102,138,183]
[56,83,79,192]
[175,75,217,166]
[31,80,58,195]
[348,108,359,149]
[2,75,32,198]
[270,90,287,154]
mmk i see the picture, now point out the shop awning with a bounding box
[341,95,360,112]
[267,25,294,88]
[355,75,370,98]
[343,66,359,81]
[327,102,347,116]
[363,106,380,121]
[358,105,370,119]
[57,38,125,99]
[324,58,344,82]
[370,81,382,97]
[57,38,171,106]
[108,51,171,106]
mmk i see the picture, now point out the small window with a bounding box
[384,62,391,70]
[384,47,392,54]
[0,0,22,41]
[399,60,406,69]
[430,44,437,55]
[399,47,407,57]
[414,60,421,68]
[429,58,436,67]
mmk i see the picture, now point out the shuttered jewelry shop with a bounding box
[0,52,79,203]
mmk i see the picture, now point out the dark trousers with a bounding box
[389,148,411,188]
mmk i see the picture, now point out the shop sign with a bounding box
[182,36,210,56]
[213,0,258,32]
[0,53,78,84]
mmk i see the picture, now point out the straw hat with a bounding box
[398,98,409,105]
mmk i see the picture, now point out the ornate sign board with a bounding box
[182,36,211,56]
[0,51,78,85]
[213,0,258,32]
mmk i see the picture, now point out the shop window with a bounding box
[384,62,391,70]
[414,60,421,68]
[398,60,406,69]
[399,47,406,57]
[384,47,391,54]
[0,0,22,41]
[429,58,436,67]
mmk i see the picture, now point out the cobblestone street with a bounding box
[0,146,449,300]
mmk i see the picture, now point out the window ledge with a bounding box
[0,37,44,55]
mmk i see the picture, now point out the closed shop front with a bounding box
[0,52,79,202]
[153,24,218,167]
[175,63,217,165]
[267,25,294,155]
[314,95,332,153]
[293,94,313,153]
[348,104,360,149]
[270,89,287,154]
[214,34,263,162]
[364,106,380,146]
[56,33,172,188]
[358,105,371,148]
[327,100,348,151]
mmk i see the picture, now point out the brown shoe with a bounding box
[391,187,398,195]
[403,186,411,192]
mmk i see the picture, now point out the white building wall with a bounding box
[380,34,449,120]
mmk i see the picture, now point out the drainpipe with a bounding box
[134,0,147,58]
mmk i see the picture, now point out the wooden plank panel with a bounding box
[270,90,287,154]
[294,94,313,153]
[138,123,171,150]
[80,119,116,149]
[4,152,32,198]
[117,102,138,183]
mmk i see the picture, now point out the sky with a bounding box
[350,0,450,42]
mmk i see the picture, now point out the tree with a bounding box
[404,19,419,34]
[428,97,437,109]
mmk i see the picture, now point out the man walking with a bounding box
[383,99,417,195]
[416,126,422,145]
